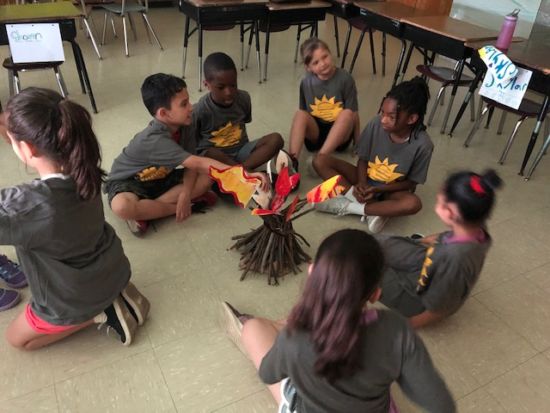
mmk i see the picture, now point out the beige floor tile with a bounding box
[155,329,264,412]
[486,354,550,413]
[476,277,550,351]
[1,386,59,413]
[456,388,505,413]
[419,298,537,398]
[212,390,278,413]
[55,350,175,413]
[524,261,550,291]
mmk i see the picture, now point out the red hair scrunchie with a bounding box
[470,175,486,195]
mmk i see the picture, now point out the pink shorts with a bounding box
[25,305,77,335]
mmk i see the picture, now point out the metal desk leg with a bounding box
[392,39,406,88]
[398,41,414,84]
[440,58,465,134]
[520,95,549,175]
[71,40,98,113]
[198,26,203,91]
[525,131,550,180]
[263,18,271,82]
[182,16,190,77]
[340,22,352,68]
[449,67,484,137]
[333,15,340,58]
[254,21,262,84]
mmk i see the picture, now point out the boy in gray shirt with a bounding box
[193,52,284,171]
[105,73,268,236]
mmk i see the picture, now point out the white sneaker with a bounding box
[367,216,389,234]
[315,195,351,216]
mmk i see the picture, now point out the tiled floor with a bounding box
[0,6,549,413]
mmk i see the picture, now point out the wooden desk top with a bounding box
[267,0,332,12]
[402,15,498,43]
[354,1,435,20]
[0,2,81,23]
[187,0,267,7]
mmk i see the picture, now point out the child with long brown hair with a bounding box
[223,229,455,412]
[0,88,149,350]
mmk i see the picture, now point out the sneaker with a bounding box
[306,154,316,177]
[409,233,425,240]
[126,219,149,237]
[275,150,299,175]
[192,190,218,208]
[367,216,389,234]
[96,296,137,346]
[0,255,27,289]
[221,301,252,355]
[0,288,21,311]
[120,281,150,326]
[314,195,351,216]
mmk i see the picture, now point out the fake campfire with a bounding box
[210,166,344,285]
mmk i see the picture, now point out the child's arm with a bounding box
[175,168,199,222]
[409,310,446,329]
[366,179,417,195]
[182,155,269,191]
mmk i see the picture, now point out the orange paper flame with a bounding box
[306,175,345,204]
[209,165,261,208]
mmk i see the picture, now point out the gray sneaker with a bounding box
[314,195,351,216]
[367,216,389,234]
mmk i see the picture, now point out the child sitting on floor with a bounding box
[315,76,432,233]
[105,73,268,235]
[193,52,289,173]
[222,229,455,412]
[1,88,149,350]
[378,169,503,328]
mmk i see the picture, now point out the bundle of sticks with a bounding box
[230,199,312,285]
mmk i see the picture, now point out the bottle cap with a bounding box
[507,8,520,17]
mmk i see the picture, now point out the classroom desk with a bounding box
[179,0,267,89]
[399,15,498,134]
[262,0,331,81]
[448,38,550,180]
[0,2,97,113]
[353,1,433,87]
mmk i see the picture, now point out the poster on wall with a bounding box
[7,23,65,64]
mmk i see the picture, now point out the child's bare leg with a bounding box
[5,311,93,351]
[242,133,284,170]
[364,191,422,217]
[318,109,355,155]
[156,174,213,203]
[242,317,286,403]
[289,110,319,159]
[203,148,239,166]
[111,192,178,221]
[312,153,358,185]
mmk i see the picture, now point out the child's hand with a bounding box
[176,192,192,222]
[353,183,372,204]
[249,171,270,192]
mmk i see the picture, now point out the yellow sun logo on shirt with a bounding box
[309,95,343,122]
[367,156,404,183]
[417,246,435,291]
[209,122,242,148]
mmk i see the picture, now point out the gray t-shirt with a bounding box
[193,90,252,153]
[0,177,130,325]
[377,232,492,317]
[107,119,196,182]
[356,116,433,185]
[259,309,455,413]
[299,68,358,125]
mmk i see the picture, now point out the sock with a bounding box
[347,200,366,216]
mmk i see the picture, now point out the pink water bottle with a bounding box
[496,9,520,51]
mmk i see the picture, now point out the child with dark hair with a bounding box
[222,229,455,412]
[378,169,503,328]
[315,76,433,233]
[0,88,150,349]
[105,73,268,235]
[0,253,27,311]
[289,37,360,174]
[193,52,286,171]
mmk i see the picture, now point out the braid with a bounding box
[385,76,430,139]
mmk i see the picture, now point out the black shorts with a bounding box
[304,118,353,153]
[105,169,185,206]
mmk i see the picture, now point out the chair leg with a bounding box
[82,17,102,60]
[499,116,526,164]
[349,29,365,74]
[245,21,254,69]
[110,15,118,38]
[13,70,21,94]
[101,12,108,45]
[340,22,352,68]
[122,15,129,56]
[428,86,445,126]
[294,25,302,63]
[484,106,495,129]
[497,111,507,135]
[368,28,376,75]
[142,13,163,50]
[140,12,152,44]
[524,133,550,180]
[469,94,476,121]
[464,104,490,147]
[240,23,245,71]
[54,66,69,98]
[440,87,446,106]
[333,15,340,58]
[544,118,550,155]
[381,32,386,76]
[7,69,14,96]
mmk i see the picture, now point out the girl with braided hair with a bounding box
[315,76,433,233]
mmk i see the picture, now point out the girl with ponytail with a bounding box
[378,169,503,328]
[224,230,455,412]
[1,88,149,350]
